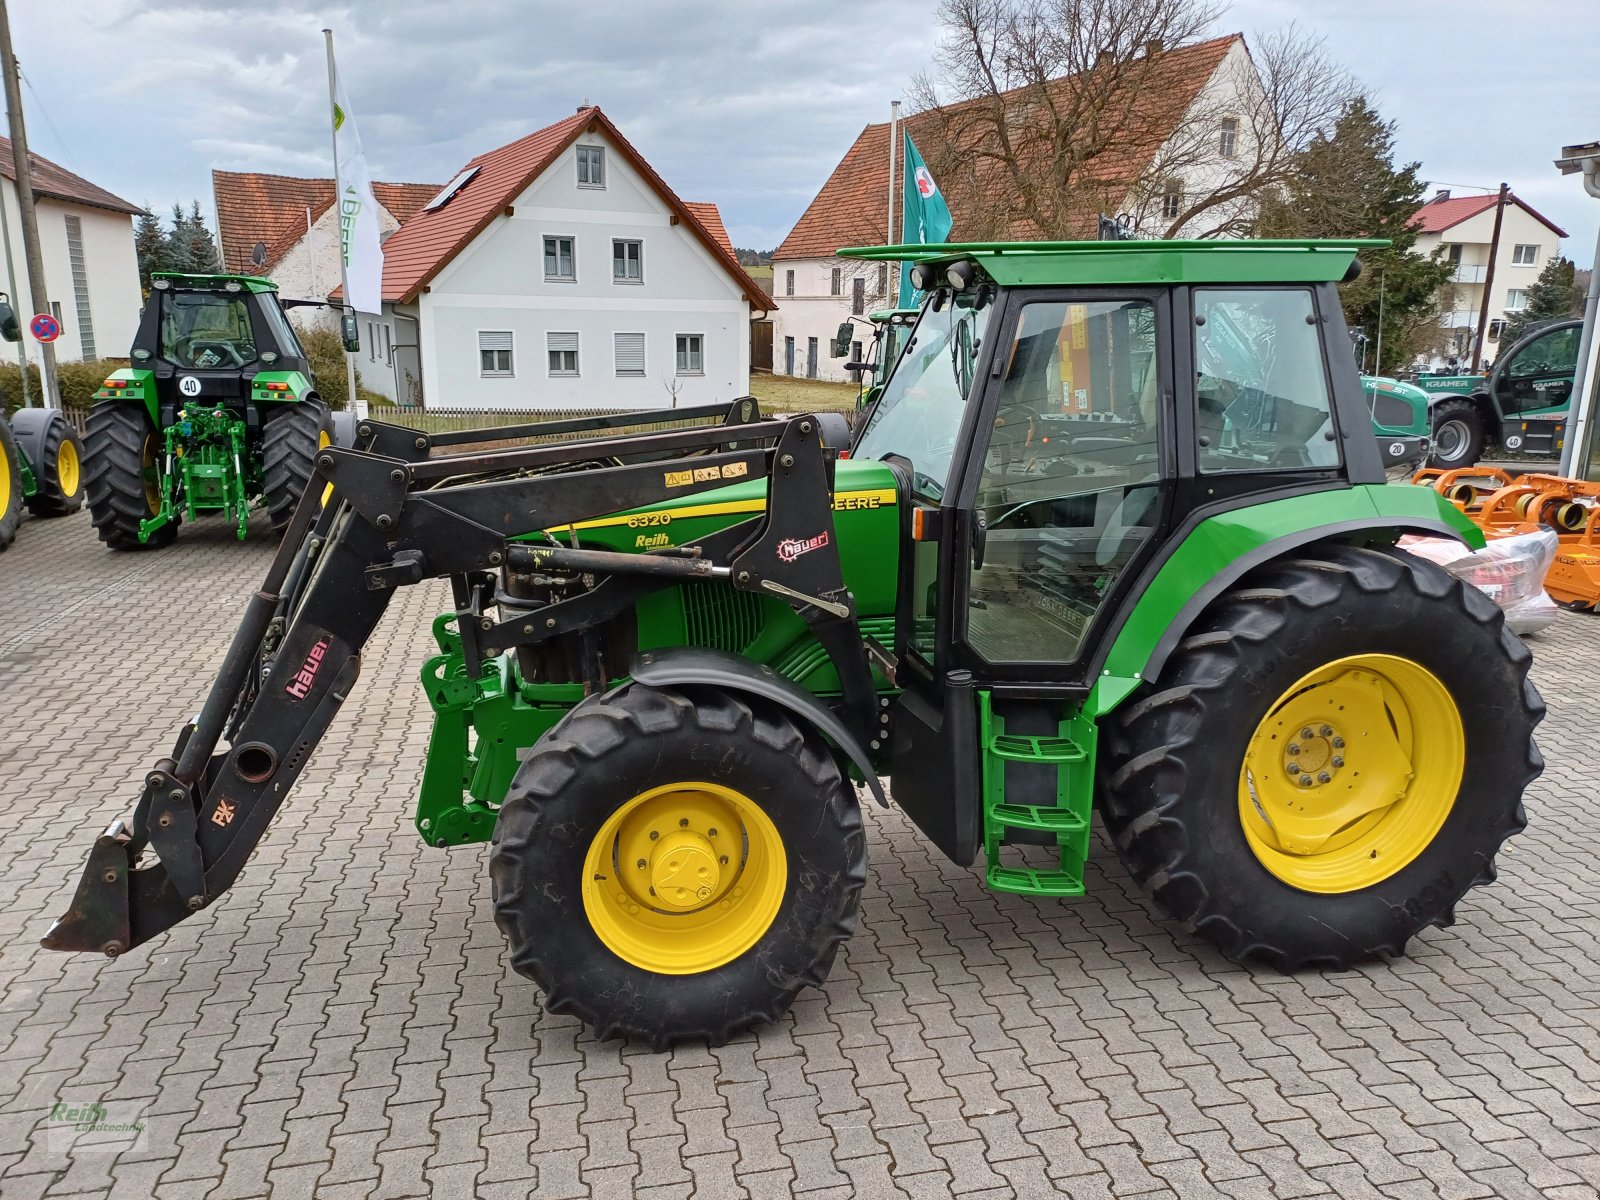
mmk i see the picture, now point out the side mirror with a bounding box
[844,360,873,376]
[341,312,361,354]
[0,294,17,343]
[830,321,853,359]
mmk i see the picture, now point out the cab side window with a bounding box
[1194,288,1339,472]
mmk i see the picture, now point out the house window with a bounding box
[830,267,842,296]
[1487,318,1507,341]
[368,322,378,361]
[877,263,888,296]
[1218,118,1238,159]
[785,269,795,297]
[576,145,605,188]
[1512,244,1539,266]
[676,333,704,375]
[852,276,865,316]
[613,239,642,283]
[614,332,646,376]
[63,214,95,359]
[544,236,575,280]
[547,331,579,375]
[383,324,392,362]
[1161,182,1183,221]
[479,330,514,377]
[1506,289,1528,311]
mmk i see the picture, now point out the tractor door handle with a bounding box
[971,511,988,571]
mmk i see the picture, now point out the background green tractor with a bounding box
[47,239,1542,1051]
[83,273,337,550]
[0,405,85,550]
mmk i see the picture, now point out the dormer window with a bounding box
[577,145,605,189]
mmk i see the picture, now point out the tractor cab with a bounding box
[132,274,313,428]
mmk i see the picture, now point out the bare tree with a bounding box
[908,0,1356,241]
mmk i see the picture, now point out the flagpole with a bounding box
[886,100,900,300]
[323,28,364,419]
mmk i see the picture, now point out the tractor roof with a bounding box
[838,239,1386,287]
[151,272,279,294]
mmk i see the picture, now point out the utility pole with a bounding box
[886,99,900,301]
[323,29,363,419]
[1470,182,1509,374]
[0,148,32,407]
[0,0,58,409]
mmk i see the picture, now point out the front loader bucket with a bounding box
[40,819,192,955]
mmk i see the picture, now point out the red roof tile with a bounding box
[374,107,774,310]
[775,35,1239,259]
[212,171,442,274]
[0,135,140,216]
[1410,192,1568,239]
[684,202,734,257]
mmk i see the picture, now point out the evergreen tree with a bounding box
[1257,97,1453,374]
[1500,255,1579,346]
[133,208,170,291]
[184,200,222,273]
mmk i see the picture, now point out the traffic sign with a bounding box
[29,313,60,343]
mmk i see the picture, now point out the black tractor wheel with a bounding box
[84,401,175,551]
[1429,398,1485,469]
[490,682,867,1048]
[261,398,332,531]
[1100,542,1542,970]
[12,408,85,517]
[0,418,21,551]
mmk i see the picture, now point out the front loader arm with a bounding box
[43,407,876,957]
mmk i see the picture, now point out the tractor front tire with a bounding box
[261,398,332,531]
[15,409,85,517]
[1429,398,1484,469]
[1100,542,1542,970]
[491,683,867,1048]
[0,418,21,550]
[84,401,174,551]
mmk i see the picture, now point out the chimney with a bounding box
[1145,38,1163,58]
[1433,189,1450,203]
[576,99,593,113]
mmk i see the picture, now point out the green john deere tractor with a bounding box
[45,239,1542,1049]
[83,273,341,549]
[0,405,86,550]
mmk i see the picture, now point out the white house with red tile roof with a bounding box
[1410,190,1568,367]
[0,136,141,368]
[771,35,1257,381]
[363,105,773,409]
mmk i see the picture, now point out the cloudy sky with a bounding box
[9,0,1600,258]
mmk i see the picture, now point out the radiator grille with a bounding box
[683,584,765,653]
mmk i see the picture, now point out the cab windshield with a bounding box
[159,292,257,369]
[854,293,993,498]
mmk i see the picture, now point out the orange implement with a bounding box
[1415,468,1600,610]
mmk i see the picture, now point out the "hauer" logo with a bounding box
[284,638,330,701]
[777,530,830,563]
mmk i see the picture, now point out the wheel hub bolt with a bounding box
[1286,762,1301,775]
[1331,756,1344,769]
[1318,724,1333,737]
[1301,727,1314,739]
[1299,774,1314,787]
[1332,737,1345,749]
[636,858,647,869]
[1317,771,1331,784]
[1287,742,1301,756]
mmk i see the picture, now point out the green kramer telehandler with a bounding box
[83,272,341,549]
[44,240,1542,1048]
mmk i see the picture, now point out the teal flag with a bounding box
[898,131,953,309]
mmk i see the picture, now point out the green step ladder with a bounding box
[980,694,1096,897]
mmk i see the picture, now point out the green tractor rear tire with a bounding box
[262,399,332,531]
[0,417,21,551]
[1100,543,1541,969]
[490,683,867,1048]
[84,401,176,551]
[11,408,86,518]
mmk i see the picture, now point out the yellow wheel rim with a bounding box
[141,433,161,514]
[55,436,80,498]
[1238,654,1464,894]
[582,781,786,974]
[318,428,334,507]
[0,441,11,513]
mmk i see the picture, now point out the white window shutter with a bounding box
[480,331,513,353]
[614,332,645,375]
[548,332,578,354]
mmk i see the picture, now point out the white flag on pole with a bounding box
[330,62,382,315]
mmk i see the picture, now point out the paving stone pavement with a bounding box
[1,507,1598,1200]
